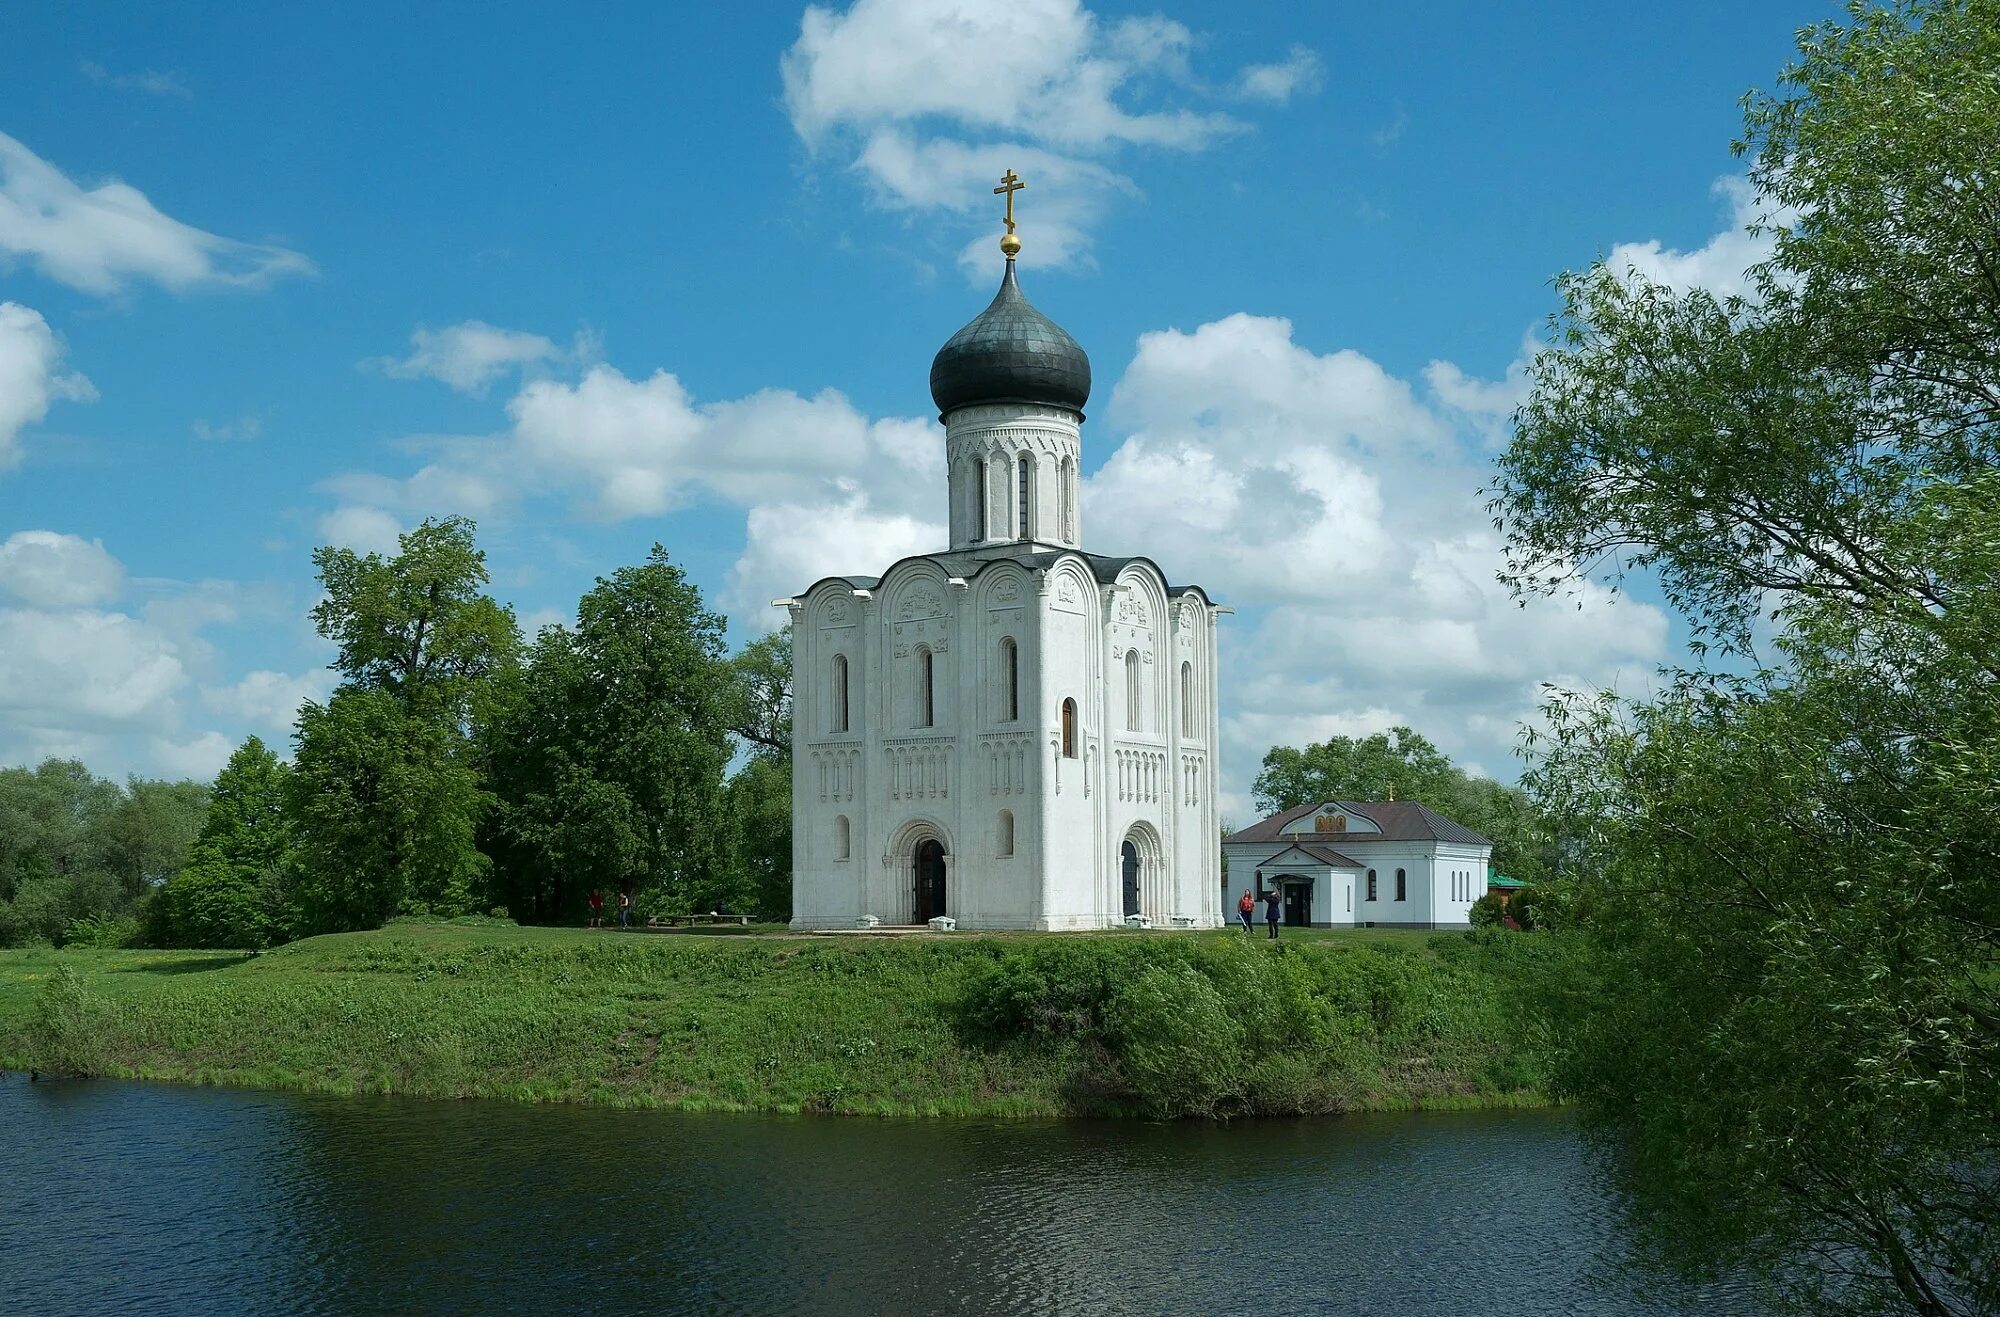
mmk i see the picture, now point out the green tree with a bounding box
[484,546,735,921]
[1492,3,2000,1309]
[729,626,792,754]
[718,750,791,921]
[291,518,518,932]
[158,737,295,948]
[102,778,209,900]
[0,759,204,947]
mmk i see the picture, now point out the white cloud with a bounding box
[317,506,405,557]
[781,0,1313,274]
[1235,46,1324,103]
[0,301,96,470]
[327,365,942,531]
[0,533,313,780]
[148,732,235,780]
[1086,312,1667,795]
[80,60,191,99]
[200,668,333,732]
[0,530,124,607]
[729,491,944,628]
[1423,330,1536,448]
[1605,175,1789,301]
[0,131,313,295]
[0,607,187,726]
[192,414,262,442]
[370,320,562,394]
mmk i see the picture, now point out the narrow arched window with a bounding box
[1124,650,1141,731]
[916,647,935,728]
[1179,660,1194,738]
[831,653,849,733]
[1396,868,1407,902]
[1061,456,1076,540]
[834,815,850,860]
[1061,698,1077,758]
[1367,869,1378,902]
[997,809,1014,857]
[976,459,988,540]
[1017,457,1033,540]
[1001,637,1019,722]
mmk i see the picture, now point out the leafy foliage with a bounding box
[482,546,736,921]
[0,759,206,947]
[291,519,518,934]
[158,737,297,948]
[1493,4,2000,1310]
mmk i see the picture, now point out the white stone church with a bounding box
[780,192,1225,930]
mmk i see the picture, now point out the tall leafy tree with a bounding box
[0,760,122,946]
[157,737,295,948]
[720,626,793,919]
[729,627,792,754]
[1493,3,2000,1309]
[291,518,518,931]
[484,546,735,921]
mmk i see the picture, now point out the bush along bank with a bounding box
[0,924,1553,1118]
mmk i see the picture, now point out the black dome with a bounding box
[929,260,1091,418]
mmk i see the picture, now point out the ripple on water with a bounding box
[0,1075,1765,1316]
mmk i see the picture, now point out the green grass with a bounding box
[0,921,1553,1118]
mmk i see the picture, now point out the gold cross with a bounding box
[994,169,1025,234]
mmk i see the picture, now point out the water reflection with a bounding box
[0,1075,1759,1315]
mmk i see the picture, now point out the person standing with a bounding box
[1261,886,1282,940]
[587,888,604,930]
[1236,889,1256,934]
[618,889,633,930]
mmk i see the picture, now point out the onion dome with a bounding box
[929,258,1092,418]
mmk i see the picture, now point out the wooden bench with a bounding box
[646,913,752,928]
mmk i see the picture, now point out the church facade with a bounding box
[780,188,1224,930]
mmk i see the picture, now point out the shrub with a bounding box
[64,913,140,949]
[1469,891,1507,928]
[1104,962,1245,1117]
[28,965,107,1076]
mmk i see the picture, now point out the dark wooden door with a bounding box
[1121,841,1140,917]
[1283,881,1312,927]
[914,840,946,923]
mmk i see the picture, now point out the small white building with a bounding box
[781,209,1225,931]
[1222,801,1492,929]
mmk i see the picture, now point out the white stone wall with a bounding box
[1222,838,1490,929]
[945,404,1083,551]
[791,548,1221,931]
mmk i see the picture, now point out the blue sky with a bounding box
[0,0,1824,813]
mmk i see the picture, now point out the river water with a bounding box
[0,1073,1763,1315]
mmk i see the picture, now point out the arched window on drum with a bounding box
[915,646,935,729]
[1124,650,1142,731]
[999,637,1019,722]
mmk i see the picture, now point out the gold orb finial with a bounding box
[994,168,1025,260]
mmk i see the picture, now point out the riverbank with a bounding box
[0,921,1554,1117]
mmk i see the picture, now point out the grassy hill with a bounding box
[0,921,1553,1118]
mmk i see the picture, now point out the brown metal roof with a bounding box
[1224,799,1492,848]
[1253,841,1367,871]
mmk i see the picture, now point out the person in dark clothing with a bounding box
[1261,886,1282,939]
[618,889,633,930]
